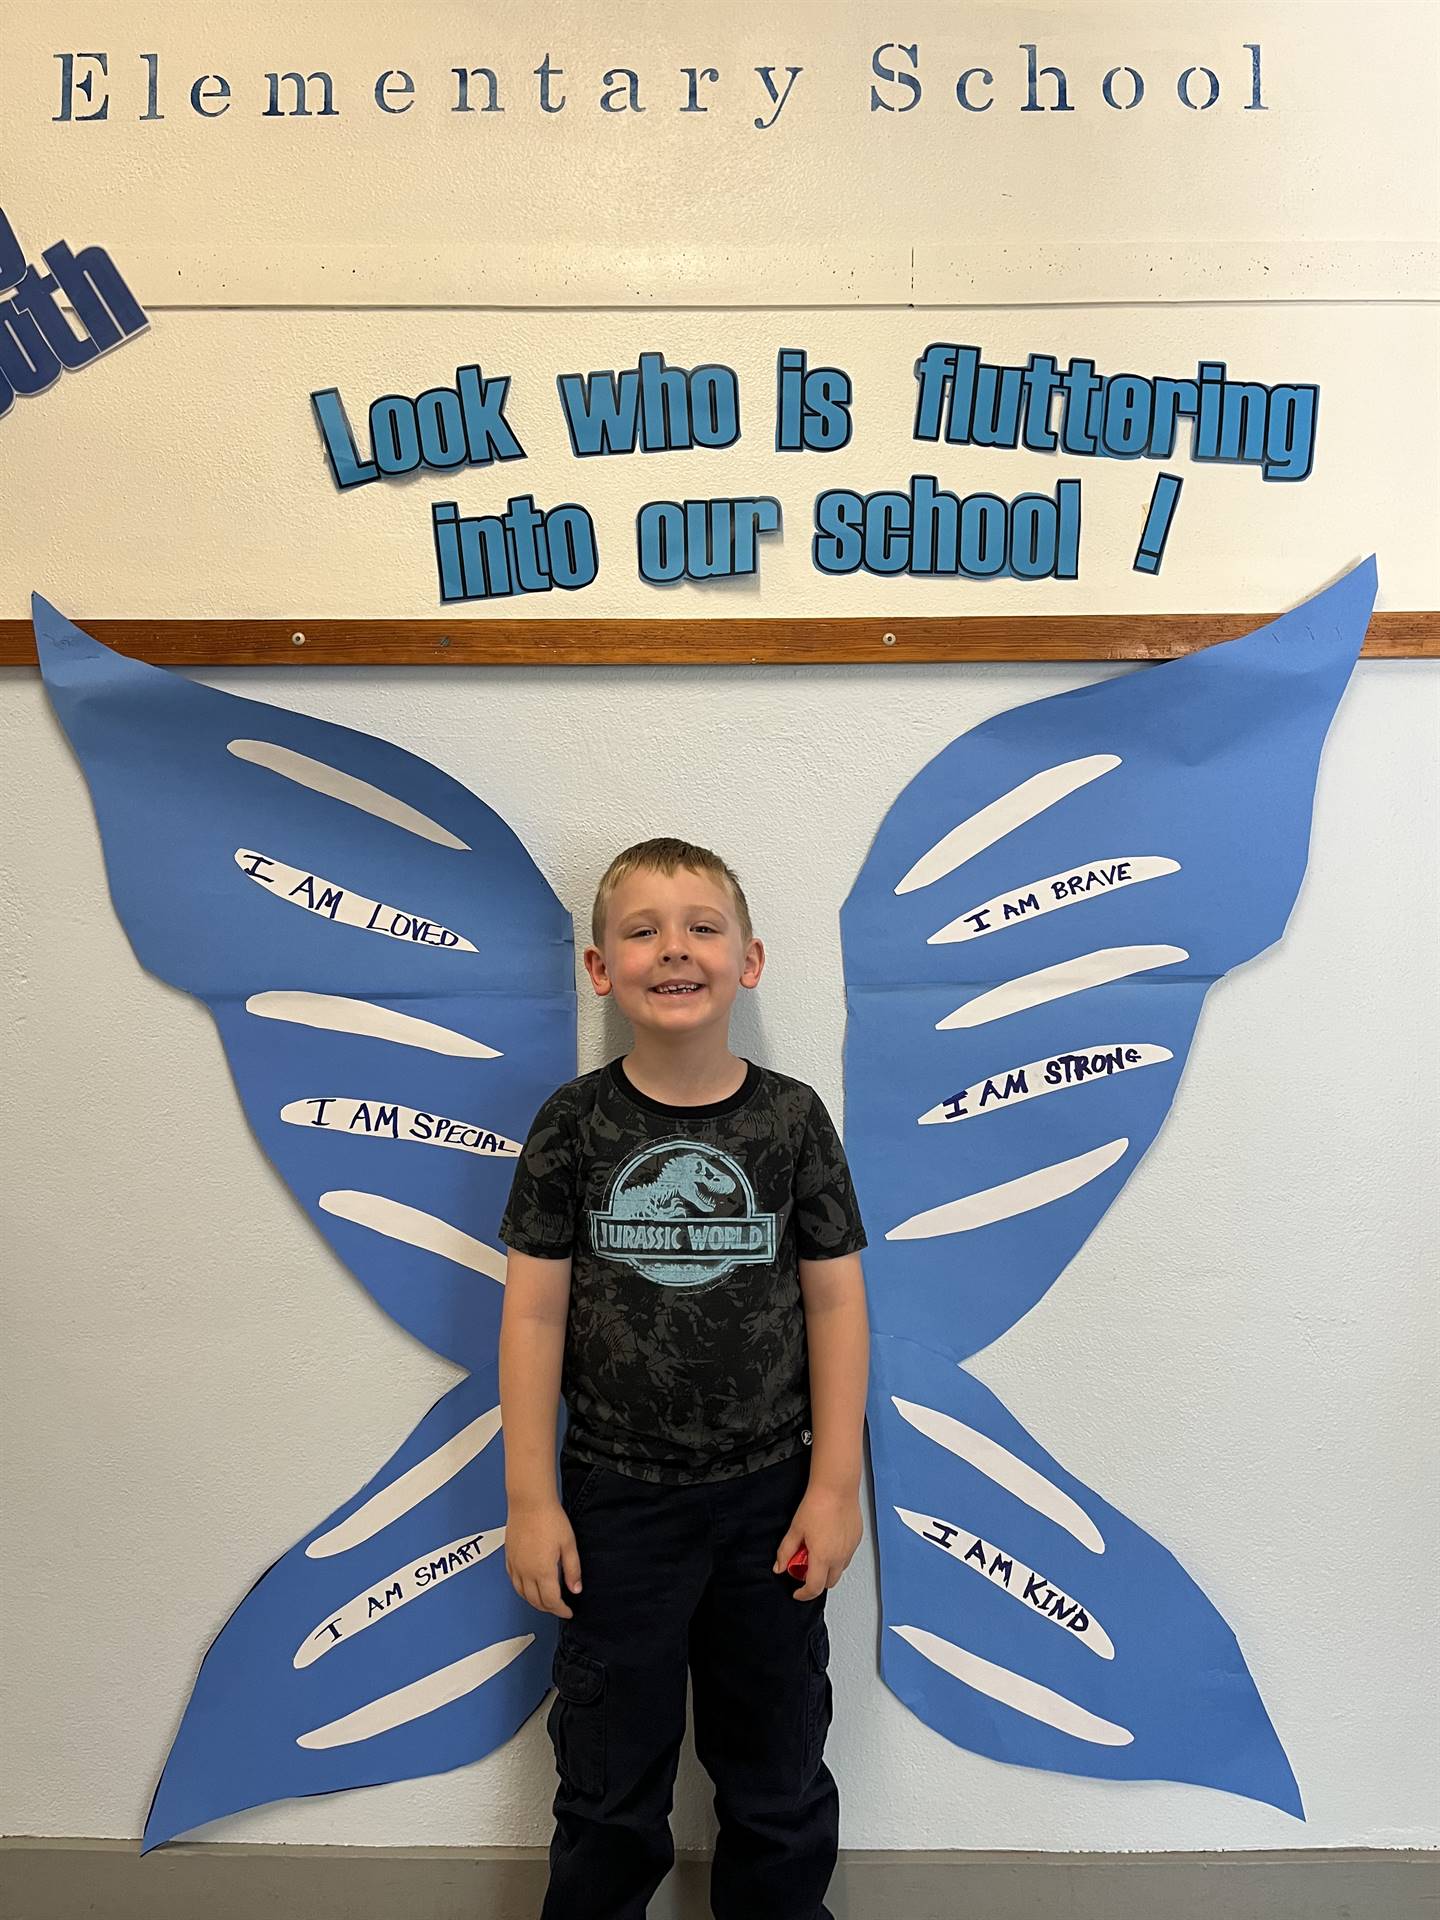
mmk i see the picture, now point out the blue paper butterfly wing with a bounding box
[842,559,1376,1814]
[143,1364,558,1849]
[208,989,574,1368]
[34,597,578,1843]
[870,1346,1303,1814]
[34,594,575,1371]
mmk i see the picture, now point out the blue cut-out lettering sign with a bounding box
[311,366,526,489]
[0,205,148,419]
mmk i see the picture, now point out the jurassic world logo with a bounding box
[590,1138,777,1288]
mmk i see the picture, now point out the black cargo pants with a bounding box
[541,1445,838,1920]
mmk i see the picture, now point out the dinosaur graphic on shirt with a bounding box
[607,1150,735,1220]
[589,1139,777,1285]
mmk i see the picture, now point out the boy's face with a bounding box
[584,865,764,1038]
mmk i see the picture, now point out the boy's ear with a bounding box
[740,937,765,989]
[582,945,612,997]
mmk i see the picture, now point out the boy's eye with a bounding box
[625,923,718,936]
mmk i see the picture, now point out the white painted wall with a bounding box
[1,14,1437,1840]
[2,635,1436,1849]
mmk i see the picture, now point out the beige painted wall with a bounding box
[8,2,1437,304]
[3,307,1436,619]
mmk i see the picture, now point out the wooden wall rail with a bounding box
[1,610,1434,669]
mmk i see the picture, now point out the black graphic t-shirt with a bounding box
[499,1059,867,1485]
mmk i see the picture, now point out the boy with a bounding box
[498,837,869,1920]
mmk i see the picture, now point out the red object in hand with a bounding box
[785,1546,809,1582]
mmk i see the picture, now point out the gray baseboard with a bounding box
[1,1837,1435,1920]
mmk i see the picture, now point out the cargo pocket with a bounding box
[560,1462,605,1524]
[800,1618,832,1790]
[547,1635,607,1799]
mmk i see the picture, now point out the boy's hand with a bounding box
[773,1482,863,1601]
[505,1496,584,1620]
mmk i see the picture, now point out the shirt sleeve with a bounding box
[794,1089,868,1259]
[498,1085,579,1258]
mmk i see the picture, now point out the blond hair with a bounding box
[591,838,753,948]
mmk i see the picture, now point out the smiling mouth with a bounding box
[651,982,704,995]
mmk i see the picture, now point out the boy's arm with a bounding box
[498,1250,572,1509]
[799,1252,870,1495]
